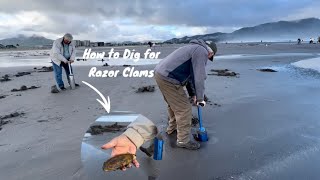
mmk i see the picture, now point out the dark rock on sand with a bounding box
[0,112,25,120]
[211,69,230,73]
[11,89,19,92]
[86,123,126,135]
[257,68,278,72]
[123,65,131,67]
[36,66,53,72]
[0,95,7,99]
[29,86,39,89]
[20,85,28,91]
[136,85,155,93]
[0,75,11,82]
[11,85,41,92]
[208,69,239,77]
[15,72,31,77]
[37,120,49,123]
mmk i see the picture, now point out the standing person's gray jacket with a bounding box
[50,37,76,66]
[154,39,210,101]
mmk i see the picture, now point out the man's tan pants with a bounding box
[155,73,192,143]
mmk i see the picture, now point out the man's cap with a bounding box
[63,33,73,41]
[205,41,217,61]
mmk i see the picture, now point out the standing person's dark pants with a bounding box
[52,61,73,89]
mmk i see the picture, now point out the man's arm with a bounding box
[186,79,196,97]
[69,41,76,61]
[191,46,208,102]
[123,115,157,148]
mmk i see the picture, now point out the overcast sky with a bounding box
[0,0,319,41]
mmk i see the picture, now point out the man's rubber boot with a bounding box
[51,85,60,93]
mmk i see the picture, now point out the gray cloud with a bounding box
[0,0,319,41]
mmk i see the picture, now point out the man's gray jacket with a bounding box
[154,39,210,101]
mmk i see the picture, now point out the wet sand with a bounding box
[0,43,320,180]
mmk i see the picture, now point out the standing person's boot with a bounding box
[176,140,200,150]
[51,85,60,93]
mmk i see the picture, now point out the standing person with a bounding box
[309,38,314,44]
[297,38,301,45]
[50,33,79,91]
[154,39,217,150]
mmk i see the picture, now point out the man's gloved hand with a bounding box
[197,100,206,107]
[69,59,75,63]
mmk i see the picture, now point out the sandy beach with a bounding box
[1,43,320,180]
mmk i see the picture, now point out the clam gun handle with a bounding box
[198,102,205,107]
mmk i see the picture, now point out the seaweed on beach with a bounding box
[0,75,11,82]
[0,112,25,120]
[15,72,32,77]
[208,69,239,77]
[136,85,155,93]
[35,66,53,72]
[11,85,41,92]
[0,112,25,130]
[86,123,127,135]
[257,68,277,72]
[0,95,8,99]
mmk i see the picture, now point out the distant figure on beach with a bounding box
[154,39,217,150]
[318,37,320,43]
[297,38,301,45]
[309,38,314,44]
[50,33,79,91]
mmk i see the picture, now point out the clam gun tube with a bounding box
[153,135,164,160]
[196,103,208,142]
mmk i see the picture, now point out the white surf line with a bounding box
[291,57,320,73]
[82,81,110,113]
[230,135,320,180]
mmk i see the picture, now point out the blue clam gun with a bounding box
[196,103,208,142]
[153,135,164,160]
